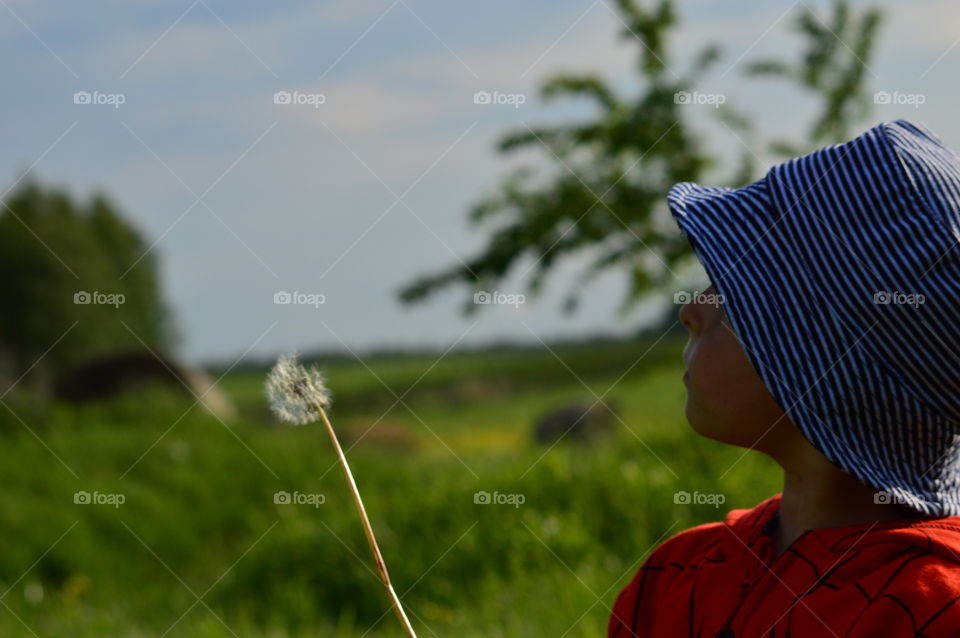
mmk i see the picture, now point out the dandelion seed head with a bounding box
[265,353,332,425]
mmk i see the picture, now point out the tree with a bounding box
[745,1,883,157]
[0,180,176,385]
[397,0,882,318]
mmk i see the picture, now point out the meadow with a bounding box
[0,335,782,637]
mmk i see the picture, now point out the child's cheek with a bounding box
[687,330,759,424]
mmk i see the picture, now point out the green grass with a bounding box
[0,337,781,636]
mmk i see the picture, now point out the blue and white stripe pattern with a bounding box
[667,119,960,516]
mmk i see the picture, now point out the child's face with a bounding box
[678,284,793,452]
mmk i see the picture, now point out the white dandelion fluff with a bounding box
[263,352,418,637]
[265,353,332,425]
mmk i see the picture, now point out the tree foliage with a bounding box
[398,0,882,317]
[745,1,883,155]
[0,180,175,384]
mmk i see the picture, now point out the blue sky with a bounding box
[2,0,959,363]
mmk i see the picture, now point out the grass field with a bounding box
[0,336,782,637]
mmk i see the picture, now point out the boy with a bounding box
[609,120,960,637]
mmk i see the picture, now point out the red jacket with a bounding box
[609,494,960,637]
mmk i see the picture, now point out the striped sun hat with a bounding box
[667,119,960,517]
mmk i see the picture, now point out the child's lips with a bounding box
[683,370,690,383]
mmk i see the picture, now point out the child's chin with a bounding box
[684,401,719,439]
[684,402,750,448]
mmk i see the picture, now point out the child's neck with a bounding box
[773,460,920,557]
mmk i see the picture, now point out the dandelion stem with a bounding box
[316,404,418,638]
